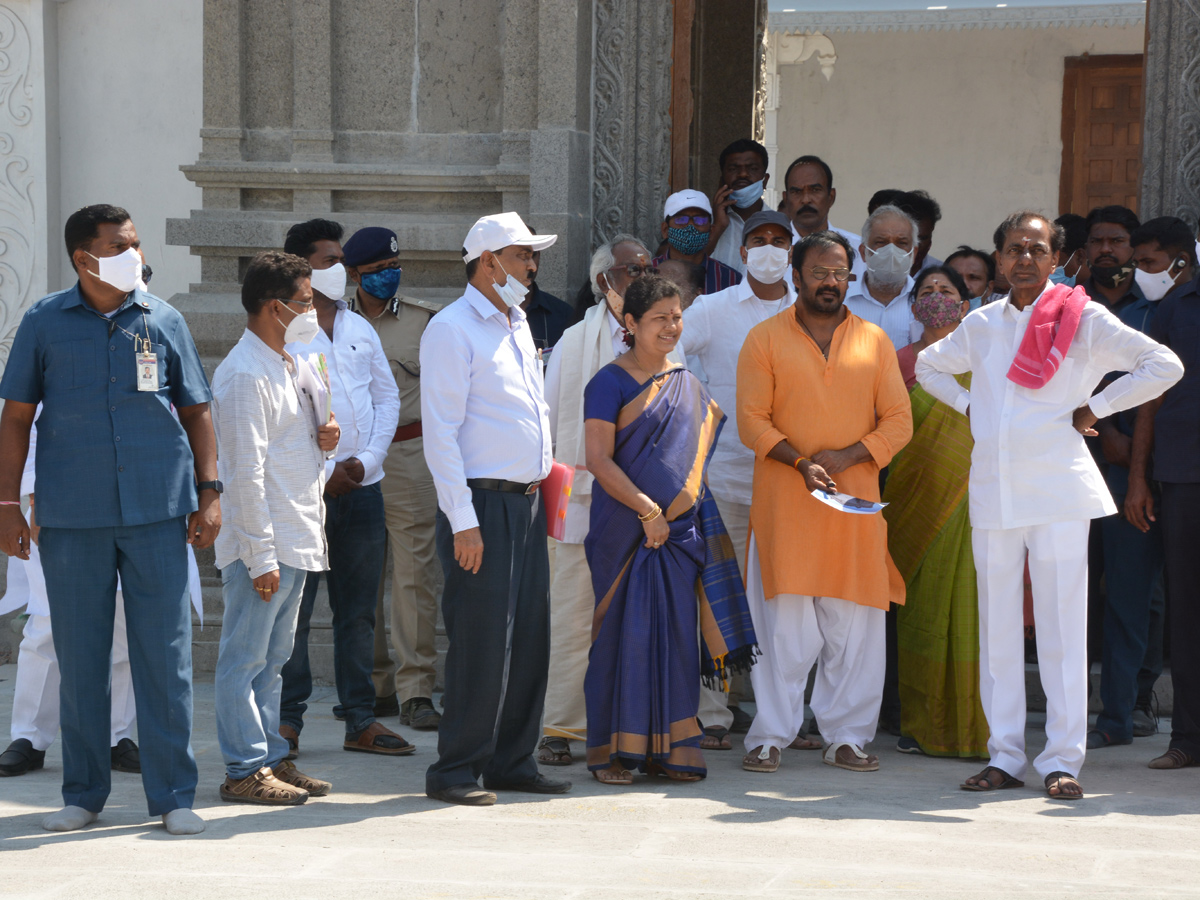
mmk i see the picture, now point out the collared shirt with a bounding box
[420,285,553,532]
[683,278,796,505]
[523,285,575,351]
[652,252,742,295]
[0,284,211,528]
[350,293,437,429]
[287,303,400,486]
[844,274,919,351]
[915,288,1184,530]
[1149,274,1200,483]
[212,329,329,578]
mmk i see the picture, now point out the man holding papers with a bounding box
[212,251,341,804]
[736,230,912,775]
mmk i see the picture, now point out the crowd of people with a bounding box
[0,135,1196,833]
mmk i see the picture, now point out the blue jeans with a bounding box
[39,519,196,816]
[280,483,386,735]
[1095,508,1164,741]
[214,560,307,780]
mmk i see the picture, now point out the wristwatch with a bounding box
[197,480,224,494]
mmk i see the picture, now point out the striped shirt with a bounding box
[212,329,330,578]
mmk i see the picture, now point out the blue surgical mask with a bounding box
[360,267,402,300]
[729,179,765,209]
[1048,266,1076,288]
[667,224,709,256]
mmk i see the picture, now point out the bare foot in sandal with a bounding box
[646,763,703,782]
[700,726,732,750]
[1044,771,1083,800]
[537,736,573,766]
[742,745,780,773]
[961,765,1024,791]
[788,732,822,750]
[593,764,633,786]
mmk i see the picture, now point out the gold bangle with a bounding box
[638,503,662,522]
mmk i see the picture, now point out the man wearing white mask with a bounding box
[845,205,921,351]
[682,210,802,750]
[212,251,341,805]
[537,235,682,766]
[421,212,570,805]
[706,139,771,274]
[278,219,405,758]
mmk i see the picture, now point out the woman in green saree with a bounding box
[884,266,989,758]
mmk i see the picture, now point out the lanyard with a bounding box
[91,304,153,353]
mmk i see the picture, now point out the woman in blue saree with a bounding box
[582,275,757,786]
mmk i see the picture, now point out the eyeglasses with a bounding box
[608,264,659,279]
[669,215,712,227]
[277,298,314,312]
[808,266,851,282]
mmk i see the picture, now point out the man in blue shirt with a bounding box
[0,205,219,835]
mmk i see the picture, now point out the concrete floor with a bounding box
[1,664,1198,899]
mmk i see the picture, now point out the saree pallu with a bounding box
[584,368,757,775]
[883,376,989,758]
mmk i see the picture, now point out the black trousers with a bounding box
[426,487,551,792]
[1161,481,1200,757]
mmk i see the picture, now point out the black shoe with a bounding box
[332,705,346,721]
[400,697,441,730]
[111,737,141,773]
[373,693,400,719]
[1132,694,1159,737]
[426,783,497,806]
[0,739,45,777]
[484,773,572,794]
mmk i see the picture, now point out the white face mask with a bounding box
[87,247,143,293]
[744,244,791,284]
[281,302,320,344]
[864,243,914,288]
[1133,261,1183,302]
[309,262,347,301]
[492,258,529,308]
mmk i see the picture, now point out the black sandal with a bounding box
[700,725,732,750]
[536,736,573,766]
[1044,770,1083,800]
[961,765,1024,792]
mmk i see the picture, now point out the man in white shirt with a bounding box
[706,138,771,274]
[845,205,921,351]
[278,219,405,757]
[421,212,570,806]
[782,154,866,283]
[916,211,1183,800]
[684,210,798,747]
[212,251,341,805]
[537,235,679,767]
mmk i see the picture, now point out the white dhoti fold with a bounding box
[973,519,1089,780]
[743,535,885,752]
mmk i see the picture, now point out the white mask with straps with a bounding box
[492,257,529,308]
[87,247,143,293]
[309,262,347,301]
[1133,260,1184,302]
[281,302,320,344]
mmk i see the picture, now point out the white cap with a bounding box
[663,189,713,219]
[462,212,557,263]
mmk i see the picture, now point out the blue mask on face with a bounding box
[360,267,402,300]
[667,224,709,256]
[1048,266,1076,288]
[729,179,765,209]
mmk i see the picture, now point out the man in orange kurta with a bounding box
[736,231,912,774]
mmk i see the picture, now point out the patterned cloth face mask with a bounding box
[912,291,963,330]
[667,224,710,256]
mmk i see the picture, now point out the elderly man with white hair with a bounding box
[845,205,922,351]
[536,235,685,766]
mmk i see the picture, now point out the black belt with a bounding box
[467,478,541,495]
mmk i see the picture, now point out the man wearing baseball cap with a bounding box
[420,212,570,805]
[652,189,742,296]
[682,210,799,750]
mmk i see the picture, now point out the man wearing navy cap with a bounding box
[342,226,446,733]
[420,212,569,805]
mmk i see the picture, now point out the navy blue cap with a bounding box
[343,227,400,267]
[742,210,794,243]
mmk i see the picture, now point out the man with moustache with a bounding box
[782,155,865,282]
[537,235,683,766]
[844,205,921,352]
[705,138,772,274]
[736,231,912,775]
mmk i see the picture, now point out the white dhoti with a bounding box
[973,519,1089,780]
[698,497,752,732]
[743,535,886,752]
[542,540,596,742]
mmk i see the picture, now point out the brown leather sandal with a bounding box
[279,724,299,760]
[273,759,332,796]
[343,721,416,756]
[537,736,573,766]
[219,767,308,805]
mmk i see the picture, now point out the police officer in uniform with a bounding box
[343,227,445,730]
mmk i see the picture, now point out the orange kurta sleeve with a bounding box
[737,326,790,461]
[860,337,914,469]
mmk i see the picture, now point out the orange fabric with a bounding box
[736,309,913,610]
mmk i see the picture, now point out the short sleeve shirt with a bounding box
[0,284,212,527]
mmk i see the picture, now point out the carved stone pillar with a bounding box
[1140,0,1200,228]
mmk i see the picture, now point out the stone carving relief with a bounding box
[592,0,674,250]
[0,2,36,368]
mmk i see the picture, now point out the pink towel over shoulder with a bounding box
[1006,282,1090,389]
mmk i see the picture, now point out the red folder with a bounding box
[542,461,575,540]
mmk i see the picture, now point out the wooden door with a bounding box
[1059,55,1143,215]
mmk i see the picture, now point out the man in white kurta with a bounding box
[916,212,1182,797]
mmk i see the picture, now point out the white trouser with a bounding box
[973,520,1089,780]
[744,536,885,752]
[11,596,136,751]
[697,497,751,732]
[542,540,595,742]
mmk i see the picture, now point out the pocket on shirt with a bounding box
[1015,357,1074,406]
[47,338,97,389]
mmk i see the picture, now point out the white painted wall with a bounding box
[773,23,1145,258]
[52,0,202,297]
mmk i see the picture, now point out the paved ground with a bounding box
[1,664,1198,899]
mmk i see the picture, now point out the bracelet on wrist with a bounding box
[792,457,809,472]
[0,500,21,506]
[638,503,662,523]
